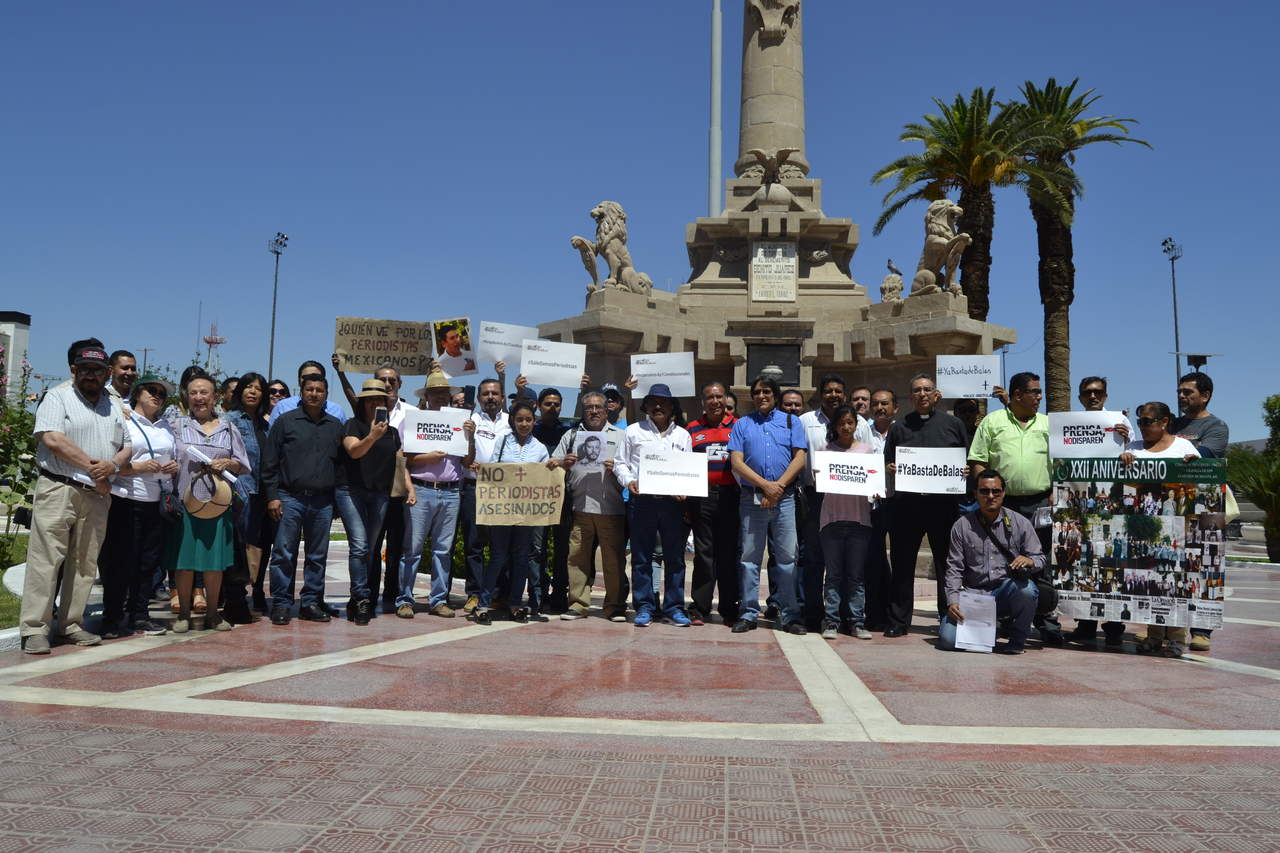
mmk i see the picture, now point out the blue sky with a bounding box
[3,1,1275,437]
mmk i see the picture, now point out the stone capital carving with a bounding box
[747,0,800,41]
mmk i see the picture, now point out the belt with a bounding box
[283,487,333,498]
[413,479,460,490]
[40,469,99,493]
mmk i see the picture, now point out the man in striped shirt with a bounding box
[686,381,740,626]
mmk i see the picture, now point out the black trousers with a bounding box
[887,493,959,631]
[370,495,405,603]
[99,497,163,627]
[688,482,741,622]
[531,498,572,610]
[863,499,893,628]
[799,486,826,629]
[455,480,486,597]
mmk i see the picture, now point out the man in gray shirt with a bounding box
[553,391,627,621]
[939,469,1044,654]
[22,343,132,654]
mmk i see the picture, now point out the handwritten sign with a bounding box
[630,352,695,398]
[400,407,470,455]
[749,241,798,302]
[520,339,586,387]
[334,317,434,375]
[1048,411,1127,459]
[475,463,565,526]
[893,446,967,494]
[637,447,708,498]
[936,355,1001,399]
[813,450,885,497]
[476,321,540,370]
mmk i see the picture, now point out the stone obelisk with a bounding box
[734,0,809,179]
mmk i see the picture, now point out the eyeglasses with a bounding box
[977,487,1004,496]
[1081,389,1106,397]
[142,386,167,399]
[910,387,935,394]
[1017,388,1043,396]
[1137,417,1164,426]
[269,388,288,397]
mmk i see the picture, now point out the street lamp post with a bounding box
[267,232,289,380]
[1161,237,1183,388]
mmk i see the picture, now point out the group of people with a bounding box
[18,335,1230,662]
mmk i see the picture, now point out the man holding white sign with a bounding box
[883,372,970,637]
[630,352,695,398]
[613,384,694,627]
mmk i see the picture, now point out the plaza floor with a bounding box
[0,557,1277,852]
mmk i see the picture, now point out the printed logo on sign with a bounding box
[828,462,876,484]
[1061,424,1110,446]
[416,423,456,442]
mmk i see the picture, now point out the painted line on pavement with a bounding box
[1181,654,1280,683]
[774,631,901,738]
[1223,617,1280,628]
[0,632,206,686]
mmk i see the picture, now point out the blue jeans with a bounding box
[269,491,334,608]
[819,521,870,627]
[937,577,1039,650]
[485,525,534,611]
[334,485,388,602]
[399,484,462,608]
[629,495,687,617]
[739,489,798,624]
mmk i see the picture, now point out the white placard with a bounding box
[749,241,798,302]
[1048,411,1127,459]
[893,446,968,495]
[955,589,997,652]
[812,450,885,497]
[476,321,540,369]
[572,430,611,472]
[936,355,1001,399]
[520,339,586,387]
[401,407,471,455]
[630,352,695,398]
[637,447,708,498]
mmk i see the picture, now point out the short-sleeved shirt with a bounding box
[118,413,176,502]
[398,407,466,484]
[34,383,130,479]
[554,424,625,515]
[818,441,872,528]
[1170,414,1229,458]
[687,413,738,487]
[465,409,512,480]
[727,408,807,486]
[968,409,1050,497]
[340,418,401,492]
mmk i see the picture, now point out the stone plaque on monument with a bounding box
[749,241,798,302]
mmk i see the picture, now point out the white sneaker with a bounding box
[560,611,586,620]
[854,626,873,640]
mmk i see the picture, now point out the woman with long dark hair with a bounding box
[224,372,270,621]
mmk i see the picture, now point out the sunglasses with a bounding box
[977,487,1004,496]
[1137,417,1165,426]
[269,388,288,396]
[142,386,167,399]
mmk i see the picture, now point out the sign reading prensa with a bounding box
[1048,411,1126,459]
[520,339,586,387]
[334,317,434,375]
[813,451,886,497]
[749,241,797,302]
[475,463,565,526]
[936,355,1001,399]
[637,448,708,498]
[630,352,695,398]
[893,446,968,494]
[400,407,471,456]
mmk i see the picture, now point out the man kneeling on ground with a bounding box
[938,469,1043,654]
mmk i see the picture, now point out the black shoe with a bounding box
[222,596,257,625]
[783,622,807,636]
[270,607,291,626]
[353,599,372,626]
[1103,633,1124,650]
[319,601,340,617]
[763,605,779,621]
[298,604,332,623]
[252,590,269,612]
[1039,630,1065,647]
[731,619,757,634]
[1066,628,1097,649]
[473,610,492,626]
[510,608,529,624]
[995,644,1026,655]
[528,610,550,623]
[883,626,908,637]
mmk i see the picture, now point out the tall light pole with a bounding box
[1162,237,1183,388]
[266,232,289,380]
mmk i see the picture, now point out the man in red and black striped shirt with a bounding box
[685,381,741,625]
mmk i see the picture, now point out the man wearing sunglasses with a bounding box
[969,371,1064,646]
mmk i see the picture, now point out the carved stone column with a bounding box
[734,0,809,179]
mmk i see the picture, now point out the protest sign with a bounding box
[520,339,586,387]
[812,450,885,497]
[893,446,967,494]
[476,321,540,370]
[401,407,470,455]
[631,352,695,398]
[475,463,565,526]
[334,317,434,375]
[433,317,477,378]
[572,430,610,472]
[637,447,708,498]
[1050,456,1228,629]
[936,354,1001,399]
[1048,411,1126,459]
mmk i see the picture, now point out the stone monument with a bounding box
[540,1,1014,399]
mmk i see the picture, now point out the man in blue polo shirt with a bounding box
[727,375,810,634]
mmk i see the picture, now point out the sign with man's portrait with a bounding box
[433,317,477,378]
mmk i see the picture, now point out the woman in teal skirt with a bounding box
[164,376,250,633]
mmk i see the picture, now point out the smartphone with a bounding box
[374,407,388,424]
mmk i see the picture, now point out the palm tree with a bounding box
[1011,78,1149,412]
[872,88,1062,322]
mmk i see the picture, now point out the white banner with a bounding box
[401,407,471,455]
[893,446,968,494]
[476,321,540,370]
[1048,411,1127,459]
[630,352,695,398]
[812,450,885,497]
[936,354,1001,399]
[637,447,708,498]
[520,339,586,387]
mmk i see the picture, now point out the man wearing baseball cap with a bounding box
[21,342,132,654]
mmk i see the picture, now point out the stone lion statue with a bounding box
[570,201,653,295]
[911,199,971,296]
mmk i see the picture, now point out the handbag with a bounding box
[390,451,408,499]
[135,419,181,522]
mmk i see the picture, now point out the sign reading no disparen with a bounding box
[812,450,885,497]
[893,446,968,494]
[637,448,707,498]
[475,463,565,526]
[1048,411,1127,459]
[401,407,471,456]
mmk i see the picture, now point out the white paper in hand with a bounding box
[955,589,997,652]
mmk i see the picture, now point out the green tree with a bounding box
[1009,78,1149,412]
[0,346,37,563]
[871,87,1061,321]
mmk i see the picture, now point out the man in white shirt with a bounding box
[454,377,512,612]
[864,387,898,629]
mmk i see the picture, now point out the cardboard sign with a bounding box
[813,450,885,497]
[476,321,540,370]
[1048,411,1127,459]
[631,352,695,398]
[637,447,708,498]
[936,354,1001,399]
[475,463,565,526]
[401,407,470,455]
[893,446,968,494]
[334,317,434,375]
[520,339,586,387]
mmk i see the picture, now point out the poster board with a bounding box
[630,352,695,398]
[476,321,540,370]
[812,450,885,497]
[936,355,1001,399]
[334,317,434,376]
[520,339,586,387]
[637,447,708,497]
[1048,411,1127,459]
[893,446,968,494]
[475,463,565,526]
[400,407,471,455]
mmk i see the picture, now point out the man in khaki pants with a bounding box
[21,344,131,654]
